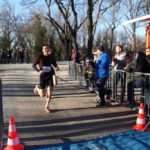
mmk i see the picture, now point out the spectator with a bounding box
[24,49,30,63]
[95,44,111,107]
[71,47,81,64]
[12,49,17,63]
[7,49,12,63]
[112,45,127,103]
[1,50,7,64]
[144,47,150,115]
[84,58,95,92]
[125,50,150,110]
[0,49,2,63]
[75,51,81,64]
[71,48,75,63]
[93,51,98,62]
[19,48,24,63]
[146,47,150,64]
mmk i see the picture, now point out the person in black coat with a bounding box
[125,50,150,110]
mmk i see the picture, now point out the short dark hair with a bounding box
[96,44,105,52]
[116,44,123,50]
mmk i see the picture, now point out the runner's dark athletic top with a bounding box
[32,53,58,76]
[32,53,58,88]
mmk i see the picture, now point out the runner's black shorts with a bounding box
[39,74,53,89]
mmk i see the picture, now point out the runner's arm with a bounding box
[51,56,59,71]
[32,56,40,72]
[32,64,40,72]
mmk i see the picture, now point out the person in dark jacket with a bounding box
[146,47,150,64]
[125,50,150,110]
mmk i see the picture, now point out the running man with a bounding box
[32,46,59,113]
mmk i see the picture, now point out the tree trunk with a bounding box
[65,38,71,61]
[87,0,93,59]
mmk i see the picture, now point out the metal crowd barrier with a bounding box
[68,61,85,87]
[68,61,114,90]
[0,78,4,149]
[67,62,150,106]
[112,70,134,103]
[112,70,150,105]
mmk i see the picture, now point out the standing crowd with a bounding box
[83,44,150,110]
[0,48,30,64]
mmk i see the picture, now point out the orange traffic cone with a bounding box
[133,103,150,131]
[3,116,24,150]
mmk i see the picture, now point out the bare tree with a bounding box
[101,1,121,57]
[21,0,87,60]
[85,0,121,58]
[0,0,31,51]
[142,0,150,14]
[122,0,146,50]
[0,1,14,50]
[44,0,72,60]
[53,0,87,56]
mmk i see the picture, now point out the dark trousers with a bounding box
[127,77,145,106]
[113,72,126,102]
[95,77,108,105]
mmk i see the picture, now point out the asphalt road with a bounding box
[0,63,136,147]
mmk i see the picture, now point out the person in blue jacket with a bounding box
[95,44,111,107]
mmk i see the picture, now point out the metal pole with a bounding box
[0,79,4,149]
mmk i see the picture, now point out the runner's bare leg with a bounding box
[45,86,53,112]
[34,85,44,97]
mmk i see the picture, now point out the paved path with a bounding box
[0,63,136,147]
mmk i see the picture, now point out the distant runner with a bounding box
[32,46,59,113]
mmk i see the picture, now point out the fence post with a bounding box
[0,79,4,149]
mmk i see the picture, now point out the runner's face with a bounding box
[42,47,49,56]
